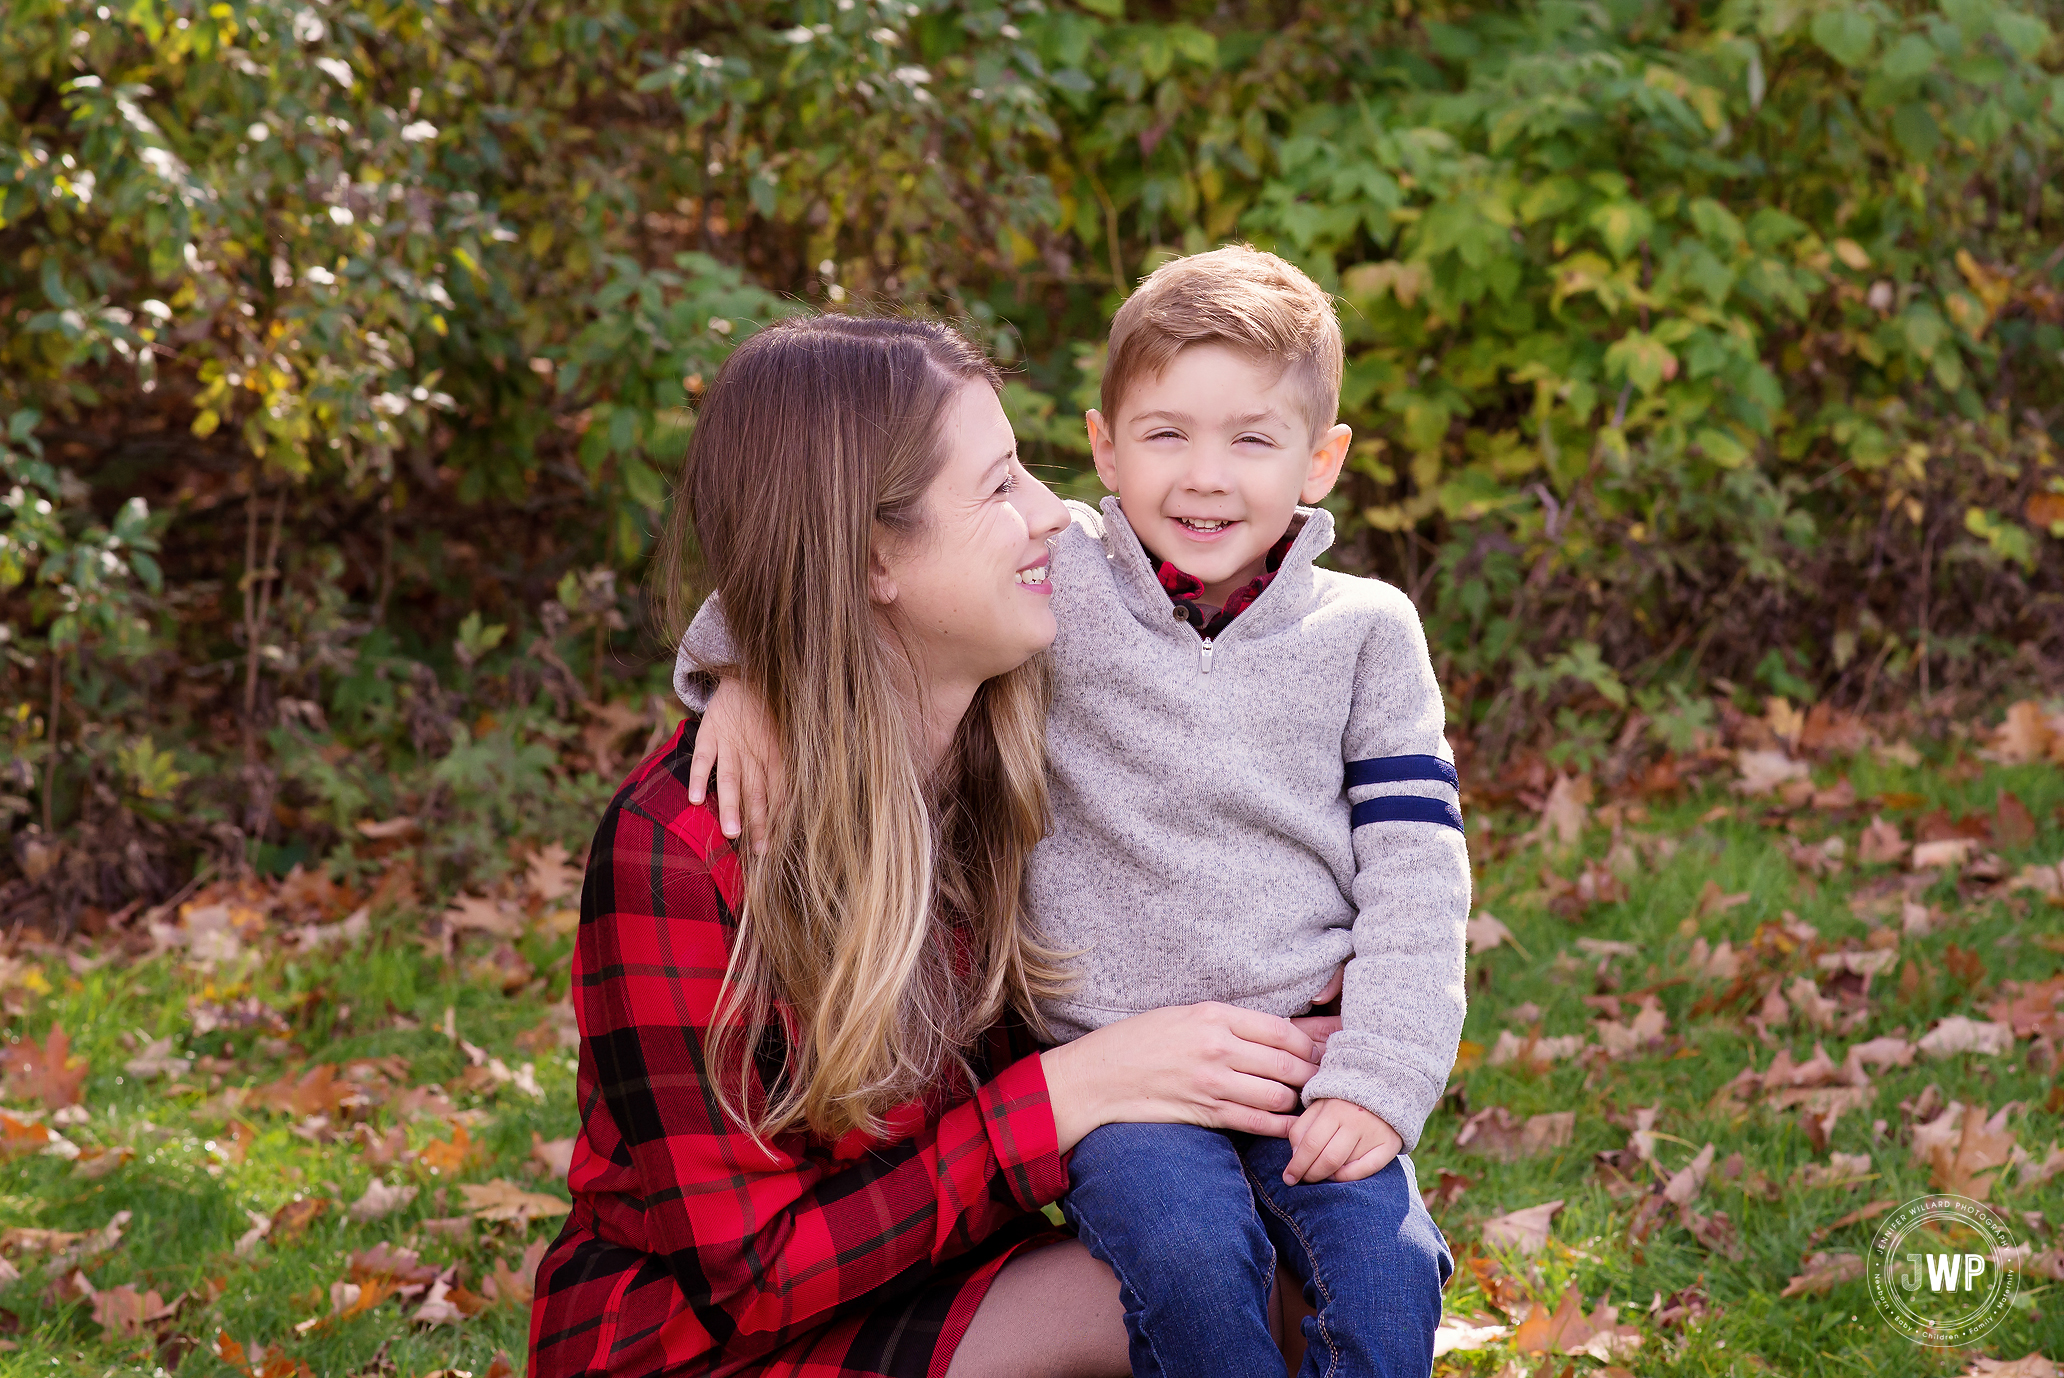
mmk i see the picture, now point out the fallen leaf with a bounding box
[47,1210,130,1272]
[417,1123,482,1173]
[484,1239,548,1307]
[530,1132,575,1179]
[1794,1152,1875,1190]
[71,1145,133,1179]
[2019,1145,2064,1190]
[234,1209,272,1260]
[1455,1107,1574,1161]
[1809,1198,1895,1245]
[459,1179,571,1225]
[1736,749,1810,796]
[1539,774,1592,848]
[1432,1319,1510,1355]
[1486,1030,1587,1069]
[269,1197,328,1242]
[1780,1251,1864,1296]
[1512,1281,1595,1353]
[1912,838,1978,870]
[1991,976,2064,1040]
[443,894,522,940]
[350,1243,439,1286]
[1985,701,2063,766]
[90,1284,179,1338]
[1919,1016,2015,1059]
[2,1025,88,1110]
[1663,1143,1716,1206]
[0,1111,52,1159]
[1481,1199,1564,1256]
[348,1178,419,1223]
[1995,791,2038,847]
[525,843,581,903]
[1466,913,1515,954]
[1694,880,1752,919]
[1856,816,1907,865]
[123,1036,192,1081]
[1927,1102,2019,1199]
[1966,1355,2059,1378]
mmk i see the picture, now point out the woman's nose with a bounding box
[1021,471,1069,543]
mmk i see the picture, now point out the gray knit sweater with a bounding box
[675,498,1470,1151]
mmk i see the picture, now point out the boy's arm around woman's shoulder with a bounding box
[1300,577,1470,1154]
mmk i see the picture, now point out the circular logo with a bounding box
[1867,1194,2020,1344]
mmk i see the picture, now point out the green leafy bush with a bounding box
[2,0,2061,894]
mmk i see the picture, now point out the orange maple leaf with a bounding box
[3,1024,88,1110]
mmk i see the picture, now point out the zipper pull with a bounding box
[1199,638,1214,674]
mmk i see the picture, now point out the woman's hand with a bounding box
[685,677,785,851]
[1040,1003,1325,1153]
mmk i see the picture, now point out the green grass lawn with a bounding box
[0,734,2059,1376]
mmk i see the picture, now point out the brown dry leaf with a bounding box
[1991,977,2064,1040]
[1919,1016,2015,1059]
[350,1243,439,1286]
[484,1352,517,1378]
[1512,1281,1594,1354]
[1913,837,1979,870]
[460,1179,571,1225]
[355,1123,411,1168]
[348,1178,419,1223]
[1538,774,1591,848]
[270,1197,329,1243]
[355,815,422,842]
[1966,1356,2059,1378]
[1662,1143,1715,1207]
[48,1210,130,1271]
[531,1132,575,1179]
[417,1123,481,1174]
[1995,791,2038,848]
[1736,749,1809,796]
[1455,1107,1573,1161]
[90,1284,179,1338]
[72,1144,134,1180]
[1986,701,2063,765]
[2019,1145,2064,1190]
[1929,1103,2019,1199]
[1857,816,1907,865]
[1793,1152,1875,1190]
[1432,1319,1510,1355]
[1694,880,1751,920]
[249,1065,349,1119]
[525,843,581,903]
[484,1239,549,1307]
[442,894,522,940]
[1780,1251,1865,1296]
[1481,1199,1563,1256]
[214,1332,315,1378]
[1465,913,1515,954]
[2,1025,88,1110]
[1809,1198,1895,1246]
[331,1275,400,1321]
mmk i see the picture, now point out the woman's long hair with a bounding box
[655,314,1068,1142]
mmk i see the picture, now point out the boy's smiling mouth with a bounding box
[1173,516,1236,534]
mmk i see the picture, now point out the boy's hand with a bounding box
[1282,1098,1401,1184]
[685,677,785,851]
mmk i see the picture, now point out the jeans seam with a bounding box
[1063,1209,1172,1378]
[1243,1166,1341,1378]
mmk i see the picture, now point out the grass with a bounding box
[0,736,2058,1376]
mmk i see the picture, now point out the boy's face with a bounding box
[1087,343,1351,608]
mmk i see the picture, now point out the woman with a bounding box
[529,315,1336,1377]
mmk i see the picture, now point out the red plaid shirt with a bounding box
[1152,516,1305,639]
[529,722,1068,1377]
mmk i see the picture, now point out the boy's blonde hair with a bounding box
[1102,244,1344,442]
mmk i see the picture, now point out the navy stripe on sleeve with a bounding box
[1351,795,1465,832]
[1344,754,1459,790]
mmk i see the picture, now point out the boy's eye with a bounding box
[996,472,1018,495]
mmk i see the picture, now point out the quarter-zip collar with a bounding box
[1095,496,1337,646]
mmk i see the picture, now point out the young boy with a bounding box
[681,246,1465,1377]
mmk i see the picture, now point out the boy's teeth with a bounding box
[1014,565,1048,584]
[1178,518,1231,531]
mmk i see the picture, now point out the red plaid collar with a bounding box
[1150,515,1305,640]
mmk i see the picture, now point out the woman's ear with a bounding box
[867,545,899,607]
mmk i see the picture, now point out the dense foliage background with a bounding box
[3,0,2063,917]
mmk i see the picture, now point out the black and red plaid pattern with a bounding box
[1153,516,1305,639]
[529,721,1068,1377]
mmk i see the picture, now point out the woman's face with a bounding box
[876,380,1070,694]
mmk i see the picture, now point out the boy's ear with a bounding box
[1301,423,1353,504]
[1085,409,1120,494]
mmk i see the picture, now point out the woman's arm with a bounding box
[580,786,1065,1343]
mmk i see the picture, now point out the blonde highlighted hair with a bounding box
[1103,244,1344,441]
[655,314,1067,1143]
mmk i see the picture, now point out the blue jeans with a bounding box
[1061,1123,1451,1378]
